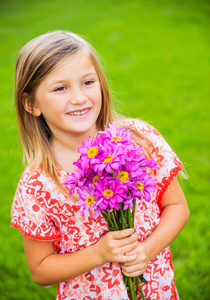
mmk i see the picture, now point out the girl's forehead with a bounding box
[39,50,98,86]
[50,50,96,76]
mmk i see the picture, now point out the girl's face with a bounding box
[33,50,102,141]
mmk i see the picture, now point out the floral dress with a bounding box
[11,120,183,300]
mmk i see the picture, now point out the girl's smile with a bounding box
[67,107,91,117]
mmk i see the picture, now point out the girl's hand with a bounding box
[94,228,139,265]
[120,177,190,278]
[120,241,150,277]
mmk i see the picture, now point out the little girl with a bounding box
[11,30,189,300]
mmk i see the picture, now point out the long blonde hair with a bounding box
[15,30,174,195]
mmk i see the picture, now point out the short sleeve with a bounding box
[125,119,183,203]
[11,169,62,241]
[150,127,183,202]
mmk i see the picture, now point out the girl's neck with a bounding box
[50,129,98,173]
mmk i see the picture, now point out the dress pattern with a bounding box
[11,120,183,300]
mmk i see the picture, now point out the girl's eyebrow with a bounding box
[48,72,98,87]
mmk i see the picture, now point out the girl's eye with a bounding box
[83,80,94,86]
[54,86,66,92]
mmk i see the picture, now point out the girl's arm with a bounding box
[121,177,190,277]
[23,227,139,286]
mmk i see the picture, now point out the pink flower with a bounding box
[131,172,157,202]
[116,160,142,180]
[77,136,102,168]
[95,178,128,211]
[93,143,125,176]
[63,169,85,195]
[98,122,134,147]
[76,184,100,217]
[63,122,158,214]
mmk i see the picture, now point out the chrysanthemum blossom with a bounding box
[98,122,134,147]
[77,136,102,165]
[63,169,85,195]
[116,159,144,192]
[95,178,128,211]
[63,122,159,218]
[93,143,125,176]
[131,172,157,202]
[76,184,100,216]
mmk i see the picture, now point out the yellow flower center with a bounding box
[117,171,129,183]
[103,189,114,198]
[103,155,114,163]
[136,182,144,190]
[93,175,99,185]
[87,147,98,158]
[86,196,95,206]
[112,136,121,143]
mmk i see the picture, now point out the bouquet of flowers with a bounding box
[63,122,158,300]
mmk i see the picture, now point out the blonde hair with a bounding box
[15,30,181,195]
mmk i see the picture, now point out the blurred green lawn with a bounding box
[0,0,209,299]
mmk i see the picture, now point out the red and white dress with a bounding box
[11,120,183,300]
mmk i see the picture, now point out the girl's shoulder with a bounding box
[122,118,162,141]
[121,118,168,156]
[122,118,183,202]
[11,166,63,241]
[17,166,52,189]
[14,166,68,206]
[15,166,61,199]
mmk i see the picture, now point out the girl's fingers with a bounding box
[121,261,147,275]
[99,230,139,264]
[121,259,148,276]
[113,228,135,239]
[124,248,137,256]
[120,239,139,254]
[120,253,138,263]
[115,232,139,248]
[122,269,144,278]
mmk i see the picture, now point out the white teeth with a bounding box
[69,109,89,116]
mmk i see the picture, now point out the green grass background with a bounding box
[0,0,209,299]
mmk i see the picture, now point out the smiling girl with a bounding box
[11,31,189,299]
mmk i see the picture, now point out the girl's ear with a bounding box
[22,93,41,117]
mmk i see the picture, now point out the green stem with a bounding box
[119,204,126,229]
[135,277,138,297]
[110,211,119,230]
[128,277,136,300]
[101,211,115,230]
[136,277,145,300]
[127,206,133,229]
[140,274,148,284]
[112,170,116,179]
[132,199,136,229]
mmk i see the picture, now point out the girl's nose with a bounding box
[70,88,87,105]
[71,96,87,105]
